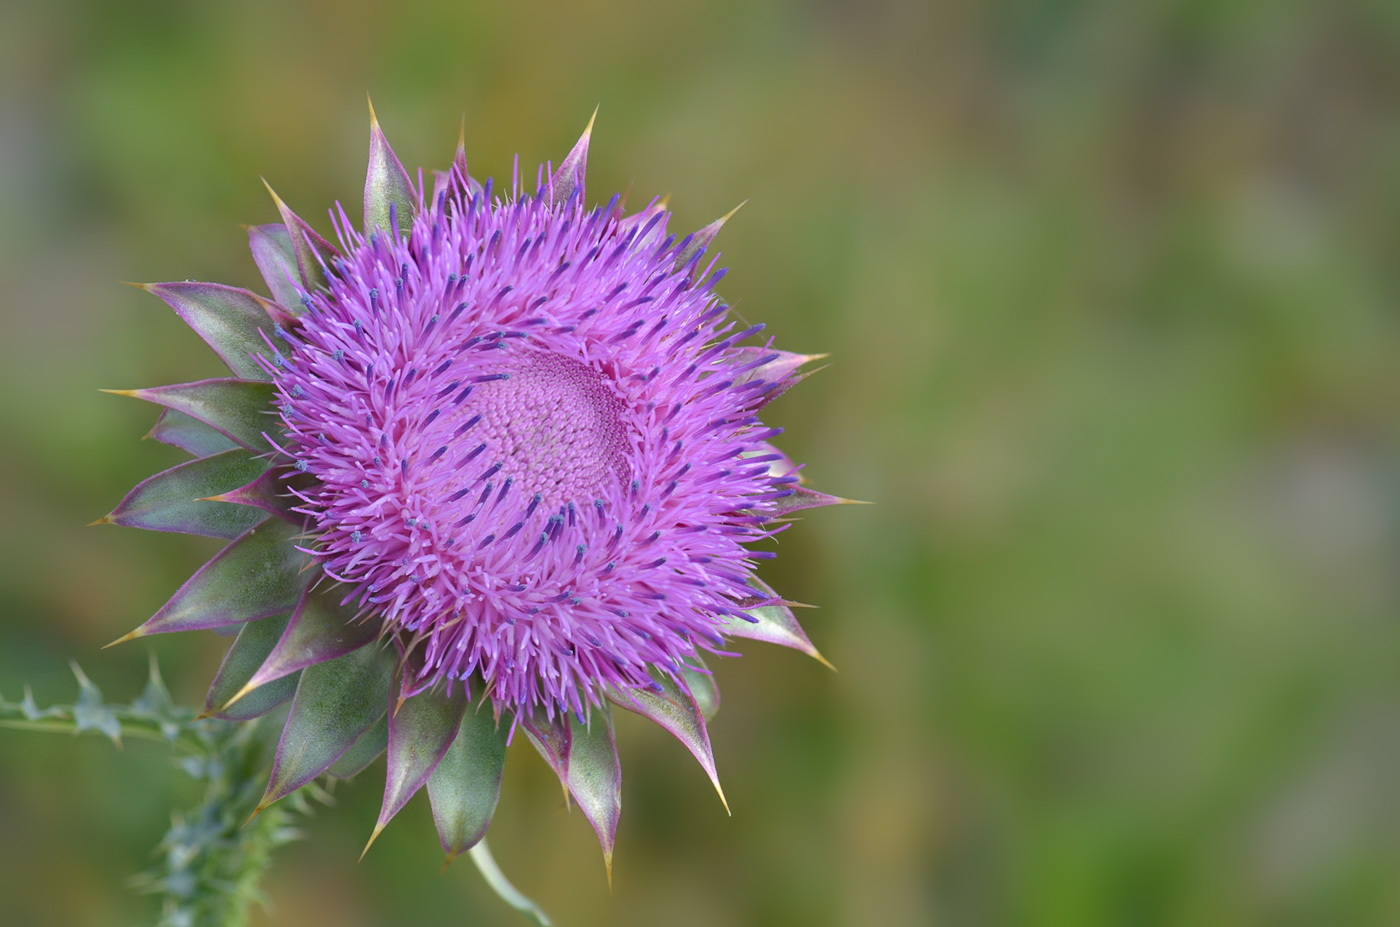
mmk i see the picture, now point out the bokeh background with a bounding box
[2,0,1398,924]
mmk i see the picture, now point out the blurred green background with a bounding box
[2,0,1399,924]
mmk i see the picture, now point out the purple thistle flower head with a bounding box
[101,107,849,871]
[281,122,800,723]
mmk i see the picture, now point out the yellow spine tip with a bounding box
[244,802,269,828]
[811,650,838,673]
[583,104,599,138]
[119,280,152,291]
[720,199,749,224]
[87,515,112,527]
[360,822,387,861]
[98,388,137,397]
[260,177,287,210]
[367,93,379,127]
[101,628,145,649]
[219,680,259,713]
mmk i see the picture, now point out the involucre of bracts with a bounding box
[99,104,852,872]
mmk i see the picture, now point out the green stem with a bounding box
[3,664,297,927]
[469,839,554,926]
[137,718,298,927]
[7,664,553,925]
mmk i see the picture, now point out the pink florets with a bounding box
[273,168,798,720]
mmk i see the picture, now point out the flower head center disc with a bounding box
[462,350,628,511]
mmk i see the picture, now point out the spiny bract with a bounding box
[100,106,846,869]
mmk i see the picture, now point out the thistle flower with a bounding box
[100,106,846,871]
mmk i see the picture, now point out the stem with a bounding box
[469,839,554,926]
[7,664,553,925]
[3,664,297,927]
[136,719,298,927]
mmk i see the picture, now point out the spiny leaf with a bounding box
[257,641,395,812]
[428,691,508,861]
[364,99,417,237]
[236,584,382,706]
[452,119,469,184]
[678,657,720,720]
[764,485,862,518]
[365,682,469,856]
[204,613,297,721]
[247,223,305,310]
[524,705,622,874]
[729,346,822,388]
[727,347,828,410]
[0,673,205,750]
[132,714,297,927]
[521,712,570,779]
[146,409,241,458]
[108,518,309,644]
[549,107,596,206]
[70,662,122,746]
[263,180,340,294]
[10,686,64,722]
[744,442,801,482]
[724,578,832,668]
[106,379,278,452]
[673,200,745,273]
[140,282,280,381]
[101,448,271,539]
[130,657,185,741]
[327,713,388,779]
[201,465,305,522]
[566,705,621,876]
[610,673,726,811]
